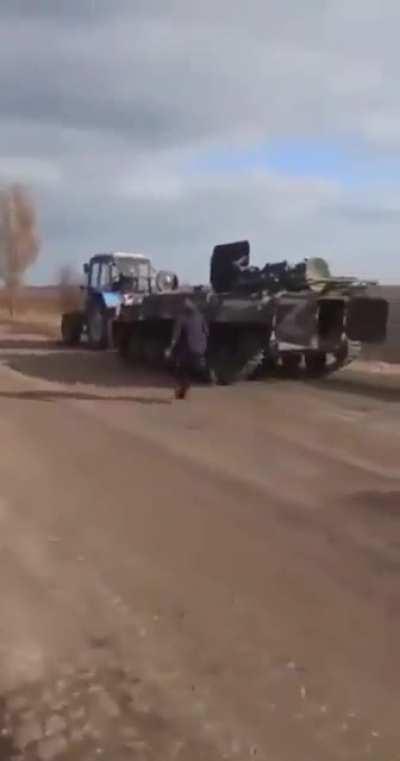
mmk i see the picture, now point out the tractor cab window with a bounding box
[89,261,100,288]
[114,257,151,293]
[110,262,128,292]
[98,262,111,289]
[110,263,122,288]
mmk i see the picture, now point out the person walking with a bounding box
[165,298,209,399]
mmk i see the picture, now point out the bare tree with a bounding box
[58,264,82,314]
[0,184,40,317]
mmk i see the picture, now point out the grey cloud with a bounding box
[332,203,400,224]
[0,0,139,24]
[0,1,396,147]
[33,168,396,286]
[0,0,399,284]
[0,3,329,144]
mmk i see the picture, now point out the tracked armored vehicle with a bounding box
[114,241,388,384]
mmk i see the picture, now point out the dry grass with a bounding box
[0,290,78,338]
[0,311,60,338]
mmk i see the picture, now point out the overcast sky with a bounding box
[2,0,400,284]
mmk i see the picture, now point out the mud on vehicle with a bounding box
[113,241,389,384]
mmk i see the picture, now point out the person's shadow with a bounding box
[0,343,173,405]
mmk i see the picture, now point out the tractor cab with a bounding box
[80,252,154,349]
[84,252,153,297]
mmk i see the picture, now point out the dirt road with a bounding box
[0,324,398,760]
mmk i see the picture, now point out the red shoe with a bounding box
[175,385,188,400]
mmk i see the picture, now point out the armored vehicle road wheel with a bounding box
[251,353,277,379]
[210,329,265,385]
[334,339,361,368]
[61,312,83,346]
[88,302,112,350]
[210,344,236,385]
[304,351,327,377]
[304,341,360,378]
[235,331,266,381]
[281,352,302,377]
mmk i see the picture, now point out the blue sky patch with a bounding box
[189,139,400,187]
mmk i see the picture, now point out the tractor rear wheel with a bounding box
[61,312,83,346]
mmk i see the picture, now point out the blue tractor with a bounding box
[61,252,174,349]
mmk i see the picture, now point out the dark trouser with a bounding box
[175,351,208,394]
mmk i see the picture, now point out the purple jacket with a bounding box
[173,311,209,356]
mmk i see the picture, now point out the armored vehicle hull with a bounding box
[114,242,389,384]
